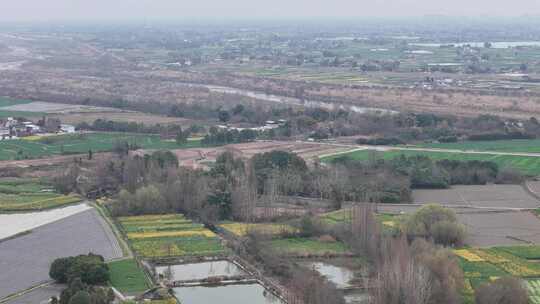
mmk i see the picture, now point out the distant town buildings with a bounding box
[0,116,75,140]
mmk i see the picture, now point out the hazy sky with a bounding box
[2,0,540,21]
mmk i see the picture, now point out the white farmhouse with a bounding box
[60,124,76,133]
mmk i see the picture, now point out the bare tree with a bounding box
[262,170,280,220]
[475,276,528,304]
[371,237,432,304]
[231,170,257,222]
[350,203,380,260]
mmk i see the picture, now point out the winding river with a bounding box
[182,82,398,115]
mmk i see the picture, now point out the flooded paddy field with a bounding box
[375,183,540,247]
[460,211,540,247]
[155,260,246,281]
[378,205,540,247]
[0,209,122,299]
[172,283,283,304]
[3,284,64,304]
[0,203,91,239]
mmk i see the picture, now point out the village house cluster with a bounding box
[0,117,75,140]
[217,119,287,132]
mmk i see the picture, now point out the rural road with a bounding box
[309,140,540,158]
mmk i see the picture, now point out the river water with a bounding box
[183,82,398,115]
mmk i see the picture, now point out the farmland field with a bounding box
[319,208,397,227]
[219,222,296,237]
[412,185,540,208]
[460,211,540,247]
[108,259,150,294]
[0,96,33,108]
[494,245,540,259]
[0,132,202,161]
[528,280,540,304]
[456,246,540,304]
[269,238,349,255]
[118,214,227,258]
[0,97,43,118]
[416,139,540,154]
[321,149,540,175]
[0,178,82,212]
[51,111,199,126]
[0,101,121,114]
[0,109,44,118]
[0,204,91,239]
[319,209,352,225]
[0,209,122,299]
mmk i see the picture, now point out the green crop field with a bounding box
[455,246,540,303]
[319,209,352,225]
[493,245,540,260]
[0,178,82,212]
[528,280,540,304]
[108,259,150,294]
[321,149,540,176]
[269,238,349,255]
[118,214,227,259]
[0,97,42,118]
[0,110,44,118]
[416,139,540,153]
[0,132,202,161]
[0,97,33,108]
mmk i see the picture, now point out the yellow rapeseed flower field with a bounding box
[472,250,509,264]
[454,249,485,262]
[119,214,184,222]
[220,222,296,236]
[127,230,216,239]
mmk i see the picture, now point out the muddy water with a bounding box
[172,284,283,304]
[183,83,398,115]
[302,262,355,288]
[344,291,370,304]
[155,261,245,281]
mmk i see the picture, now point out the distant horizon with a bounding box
[3,0,540,22]
[2,15,540,26]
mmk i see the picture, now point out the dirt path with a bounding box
[0,152,112,169]
[311,140,540,158]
